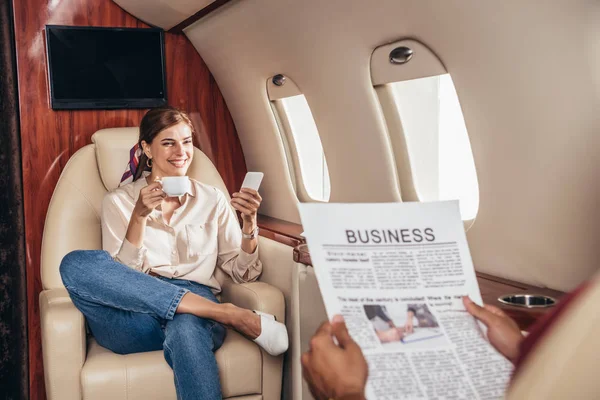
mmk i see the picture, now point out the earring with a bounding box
[146,158,152,168]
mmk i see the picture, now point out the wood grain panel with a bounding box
[258,214,305,248]
[11,1,246,398]
[292,243,312,265]
[477,272,564,330]
[169,0,233,33]
[292,245,566,331]
[259,228,303,249]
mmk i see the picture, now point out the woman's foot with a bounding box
[232,306,262,339]
[224,304,288,356]
[253,311,289,356]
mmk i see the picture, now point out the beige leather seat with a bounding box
[506,271,600,399]
[40,128,284,400]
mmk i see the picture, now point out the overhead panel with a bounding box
[371,39,446,86]
[112,0,218,30]
[267,74,302,101]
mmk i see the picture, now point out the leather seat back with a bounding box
[41,127,230,290]
[507,272,600,399]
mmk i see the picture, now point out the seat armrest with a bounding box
[221,280,286,400]
[221,280,285,323]
[40,288,87,400]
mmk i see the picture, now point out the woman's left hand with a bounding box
[231,188,262,224]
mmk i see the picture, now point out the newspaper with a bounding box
[298,201,513,400]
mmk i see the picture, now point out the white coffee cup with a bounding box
[160,176,191,197]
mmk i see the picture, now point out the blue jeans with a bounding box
[60,250,226,400]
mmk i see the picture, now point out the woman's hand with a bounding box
[302,316,368,400]
[463,296,524,363]
[133,181,166,219]
[231,188,262,225]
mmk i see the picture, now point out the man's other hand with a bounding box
[301,315,368,400]
[463,296,524,363]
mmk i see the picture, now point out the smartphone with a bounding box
[241,172,264,191]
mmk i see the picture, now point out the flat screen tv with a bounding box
[46,25,167,110]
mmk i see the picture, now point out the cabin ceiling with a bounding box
[113,0,600,292]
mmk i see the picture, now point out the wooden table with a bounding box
[476,272,563,330]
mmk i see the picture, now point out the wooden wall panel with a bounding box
[11,1,246,398]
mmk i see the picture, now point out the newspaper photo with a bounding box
[298,201,513,400]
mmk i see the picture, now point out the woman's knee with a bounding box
[59,250,106,286]
[165,315,214,347]
[60,250,84,284]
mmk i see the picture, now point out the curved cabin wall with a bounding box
[180,0,600,292]
[120,1,600,294]
[10,0,247,398]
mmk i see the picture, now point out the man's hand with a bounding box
[463,296,524,363]
[301,315,368,400]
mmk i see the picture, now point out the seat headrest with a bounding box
[91,127,230,197]
[92,127,139,191]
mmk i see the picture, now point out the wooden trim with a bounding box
[292,244,565,330]
[168,0,233,33]
[292,244,311,265]
[259,228,303,248]
[257,214,305,248]
[477,273,564,330]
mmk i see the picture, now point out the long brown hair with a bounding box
[134,106,195,181]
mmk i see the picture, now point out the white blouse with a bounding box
[101,177,262,293]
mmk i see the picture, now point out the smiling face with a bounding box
[142,122,194,178]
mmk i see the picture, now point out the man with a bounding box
[301,297,524,400]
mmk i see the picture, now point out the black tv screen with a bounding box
[46,25,167,110]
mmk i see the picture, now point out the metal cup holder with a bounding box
[498,294,557,308]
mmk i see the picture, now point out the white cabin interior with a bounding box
[0,0,598,399]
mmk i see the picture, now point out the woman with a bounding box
[59,106,288,400]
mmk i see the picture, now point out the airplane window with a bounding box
[278,95,331,202]
[390,74,479,220]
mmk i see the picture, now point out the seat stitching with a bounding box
[63,178,102,220]
[233,283,262,310]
